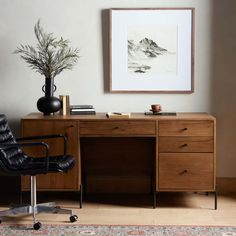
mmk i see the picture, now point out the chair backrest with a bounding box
[0,114,26,173]
[0,114,16,144]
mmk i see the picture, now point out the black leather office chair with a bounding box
[0,114,78,230]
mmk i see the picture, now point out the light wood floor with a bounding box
[0,178,236,226]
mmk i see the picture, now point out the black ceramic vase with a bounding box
[37,78,61,115]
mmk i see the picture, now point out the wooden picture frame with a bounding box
[109,8,195,93]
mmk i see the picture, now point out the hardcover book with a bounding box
[70,108,95,112]
[70,110,96,115]
[70,105,93,109]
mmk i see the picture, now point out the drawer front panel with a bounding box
[159,136,214,153]
[159,120,214,136]
[79,121,156,136]
[158,153,214,190]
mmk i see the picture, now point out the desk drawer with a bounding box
[79,121,156,136]
[159,136,214,153]
[159,120,214,136]
[158,153,214,190]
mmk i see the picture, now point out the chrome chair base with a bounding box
[0,176,78,230]
[0,202,72,219]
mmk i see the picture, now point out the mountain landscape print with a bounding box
[128,26,177,75]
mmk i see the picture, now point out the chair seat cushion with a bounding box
[8,154,75,176]
[33,155,75,172]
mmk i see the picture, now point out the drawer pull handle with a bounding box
[182,127,188,131]
[114,126,119,129]
[69,125,74,128]
[181,143,188,148]
[180,170,188,175]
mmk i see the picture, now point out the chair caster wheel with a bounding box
[70,215,78,222]
[33,222,42,230]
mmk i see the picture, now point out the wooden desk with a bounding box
[21,113,216,208]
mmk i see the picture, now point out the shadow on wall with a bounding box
[101,9,110,93]
[211,0,236,177]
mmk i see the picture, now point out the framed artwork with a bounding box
[109,8,195,93]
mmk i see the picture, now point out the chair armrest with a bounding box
[16,134,67,155]
[0,142,49,172]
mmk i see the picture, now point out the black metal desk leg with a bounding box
[20,190,23,205]
[214,186,218,210]
[153,189,156,209]
[80,184,83,208]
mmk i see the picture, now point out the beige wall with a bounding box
[0,0,235,177]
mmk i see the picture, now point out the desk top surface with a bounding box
[22,112,216,121]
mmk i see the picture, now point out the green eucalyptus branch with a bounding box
[14,19,79,79]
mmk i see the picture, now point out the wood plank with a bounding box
[22,112,216,121]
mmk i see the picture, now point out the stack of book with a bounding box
[70,105,96,115]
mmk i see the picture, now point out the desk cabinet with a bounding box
[158,120,215,192]
[21,113,216,208]
[21,120,80,191]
